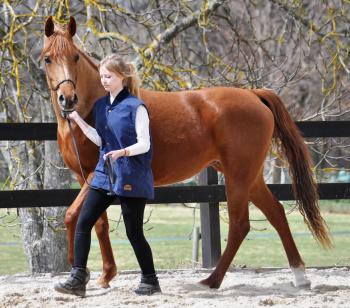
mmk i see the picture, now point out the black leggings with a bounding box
[73,188,155,276]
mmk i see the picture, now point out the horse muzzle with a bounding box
[58,93,78,114]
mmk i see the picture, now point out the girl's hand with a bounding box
[103,149,126,162]
[67,111,79,122]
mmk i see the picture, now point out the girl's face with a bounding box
[99,65,124,95]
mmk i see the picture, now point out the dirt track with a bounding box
[0,267,349,307]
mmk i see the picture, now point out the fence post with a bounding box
[199,166,221,268]
[192,226,200,268]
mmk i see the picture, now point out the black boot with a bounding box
[134,274,161,295]
[54,267,90,297]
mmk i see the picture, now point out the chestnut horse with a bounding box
[41,16,331,289]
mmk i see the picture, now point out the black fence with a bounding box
[1,121,350,208]
[1,121,350,267]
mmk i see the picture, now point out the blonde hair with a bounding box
[99,54,140,98]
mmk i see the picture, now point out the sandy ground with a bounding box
[0,267,349,307]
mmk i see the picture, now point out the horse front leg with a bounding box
[65,174,117,288]
[94,211,117,288]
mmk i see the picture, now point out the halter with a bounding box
[51,78,76,91]
[43,58,77,91]
[50,78,77,115]
[53,79,77,116]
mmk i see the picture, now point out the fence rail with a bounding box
[1,183,350,209]
[1,121,350,140]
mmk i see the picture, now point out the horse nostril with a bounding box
[59,94,65,103]
[73,94,78,104]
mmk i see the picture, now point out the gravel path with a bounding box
[0,267,349,307]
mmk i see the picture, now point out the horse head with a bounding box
[42,16,80,116]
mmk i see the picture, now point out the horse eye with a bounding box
[44,56,51,64]
[74,54,79,62]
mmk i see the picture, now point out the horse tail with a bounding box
[251,88,332,248]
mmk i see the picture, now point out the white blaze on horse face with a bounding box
[291,266,311,288]
[56,60,76,109]
[57,63,67,96]
[62,62,71,81]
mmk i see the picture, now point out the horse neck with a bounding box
[74,52,106,122]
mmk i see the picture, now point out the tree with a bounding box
[1,0,349,272]
[1,1,72,273]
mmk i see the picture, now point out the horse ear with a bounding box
[45,16,55,37]
[67,16,76,37]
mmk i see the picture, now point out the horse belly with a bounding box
[151,136,215,186]
[145,92,219,186]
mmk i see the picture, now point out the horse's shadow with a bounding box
[84,285,118,298]
[177,281,350,299]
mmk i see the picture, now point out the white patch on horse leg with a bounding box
[291,266,311,288]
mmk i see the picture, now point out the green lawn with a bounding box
[0,201,349,275]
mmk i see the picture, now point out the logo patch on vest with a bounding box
[124,184,132,191]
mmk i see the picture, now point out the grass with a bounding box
[0,200,349,275]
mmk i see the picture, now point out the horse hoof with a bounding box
[295,280,311,289]
[96,276,111,289]
[292,266,311,289]
[199,277,220,289]
[96,280,110,289]
[96,267,117,288]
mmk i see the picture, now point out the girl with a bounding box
[54,54,160,297]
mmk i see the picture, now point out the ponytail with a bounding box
[124,63,140,98]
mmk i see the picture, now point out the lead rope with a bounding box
[66,115,116,195]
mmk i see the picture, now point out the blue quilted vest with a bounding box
[90,88,154,199]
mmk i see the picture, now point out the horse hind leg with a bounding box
[200,127,273,289]
[200,172,250,289]
[249,174,311,288]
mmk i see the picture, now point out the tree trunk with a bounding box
[13,95,72,273]
[9,138,46,273]
[40,139,71,273]
[37,96,72,273]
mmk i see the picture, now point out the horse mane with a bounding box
[41,32,76,60]
[76,48,99,72]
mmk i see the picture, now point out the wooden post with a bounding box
[192,226,200,267]
[199,167,221,268]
